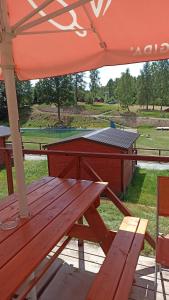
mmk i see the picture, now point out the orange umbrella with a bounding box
[1,0,169,217]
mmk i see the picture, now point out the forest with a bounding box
[1,60,169,121]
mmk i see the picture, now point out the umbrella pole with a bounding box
[2,65,29,218]
[0,0,29,218]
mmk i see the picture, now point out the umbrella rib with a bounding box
[14,0,93,35]
[12,0,56,31]
[82,4,107,50]
[18,28,92,35]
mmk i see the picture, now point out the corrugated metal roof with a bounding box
[45,127,139,149]
[84,128,139,149]
[0,126,11,137]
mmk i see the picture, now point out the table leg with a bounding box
[28,273,37,300]
[84,205,113,255]
[78,217,85,271]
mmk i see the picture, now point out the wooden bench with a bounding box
[86,216,148,300]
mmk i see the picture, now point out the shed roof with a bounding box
[0,126,11,138]
[85,128,139,149]
[45,128,139,150]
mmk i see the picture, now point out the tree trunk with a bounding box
[57,100,61,123]
[74,75,78,106]
[160,102,163,111]
[146,99,148,110]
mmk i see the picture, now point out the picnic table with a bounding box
[0,176,110,299]
[0,176,148,300]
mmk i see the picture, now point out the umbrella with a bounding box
[0,0,169,218]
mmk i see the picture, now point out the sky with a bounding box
[98,62,144,85]
[31,62,144,87]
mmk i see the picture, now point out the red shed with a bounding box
[0,126,11,168]
[45,128,139,196]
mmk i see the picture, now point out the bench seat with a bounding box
[86,216,148,300]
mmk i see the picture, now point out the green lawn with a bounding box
[1,161,169,256]
[0,160,48,198]
[136,126,169,155]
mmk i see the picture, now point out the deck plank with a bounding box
[38,241,169,300]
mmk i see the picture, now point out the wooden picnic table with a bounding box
[0,176,110,300]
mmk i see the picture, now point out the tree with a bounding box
[106,79,116,101]
[0,79,33,121]
[156,60,169,110]
[115,69,136,111]
[34,75,74,122]
[73,72,86,105]
[150,62,159,110]
[16,80,33,109]
[0,81,8,120]
[89,69,100,103]
[137,62,152,110]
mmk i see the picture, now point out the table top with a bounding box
[0,176,107,300]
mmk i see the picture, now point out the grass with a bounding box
[136,126,169,155]
[124,168,169,206]
[0,160,48,198]
[99,167,169,256]
[20,128,91,149]
[17,125,169,155]
[138,110,169,118]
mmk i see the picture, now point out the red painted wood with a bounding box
[0,176,54,212]
[84,205,113,254]
[87,217,147,300]
[46,139,132,195]
[68,224,116,243]
[0,137,6,166]
[0,178,107,300]
[83,160,155,249]
[0,177,62,224]
[0,180,91,268]
[114,219,148,300]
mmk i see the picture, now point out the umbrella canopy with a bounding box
[1,0,169,80]
[0,0,169,218]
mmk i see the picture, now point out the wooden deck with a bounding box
[32,240,169,300]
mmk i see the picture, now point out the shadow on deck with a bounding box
[35,240,169,300]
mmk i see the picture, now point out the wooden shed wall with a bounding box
[0,137,5,166]
[46,138,132,195]
[122,146,135,192]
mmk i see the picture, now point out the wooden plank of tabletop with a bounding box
[0,177,63,223]
[86,217,140,300]
[0,176,55,212]
[0,180,91,269]
[0,178,77,245]
[0,182,107,300]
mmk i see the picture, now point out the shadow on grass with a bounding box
[124,168,146,204]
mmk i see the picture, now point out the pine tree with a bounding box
[89,69,100,103]
[115,69,136,111]
[73,72,86,105]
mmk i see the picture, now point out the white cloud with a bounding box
[98,62,144,85]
